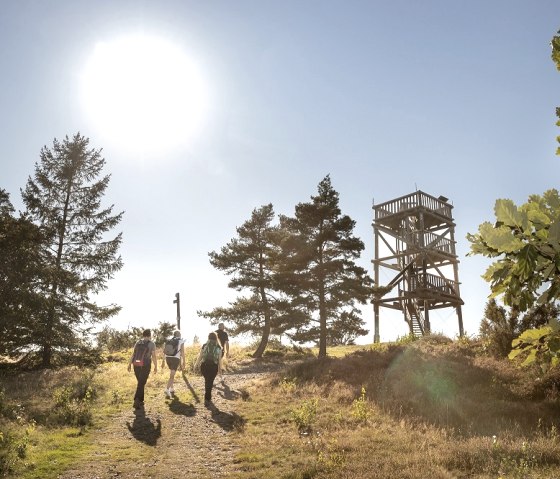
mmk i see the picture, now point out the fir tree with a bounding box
[0,189,44,357]
[21,133,123,367]
[279,175,371,357]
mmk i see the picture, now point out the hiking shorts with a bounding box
[165,357,181,371]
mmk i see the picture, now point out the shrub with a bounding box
[351,387,370,423]
[291,398,318,434]
[50,372,97,427]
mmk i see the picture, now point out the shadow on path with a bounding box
[205,401,246,432]
[214,380,243,401]
[167,396,196,417]
[181,371,201,403]
[126,409,162,446]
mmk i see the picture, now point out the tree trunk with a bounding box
[41,174,73,368]
[41,341,52,368]
[253,284,271,358]
[252,319,271,358]
[318,284,327,358]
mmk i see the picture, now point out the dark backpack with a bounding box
[132,339,151,367]
[163,337,180,356]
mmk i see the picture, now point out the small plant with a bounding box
[15,422,35,459]
[291,398,318,434]
[317,437,346,471]
[351,387,370,423]
[490,436,538,478]
[110,390,124,405]
[51,373,97,427]
[395,333,418,345]
[0,419,35,475]
[0,428,16,475]
[279,377,297,394]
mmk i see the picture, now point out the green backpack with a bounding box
[202,341,221,365]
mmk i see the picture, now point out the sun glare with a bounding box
[81,34,209,155]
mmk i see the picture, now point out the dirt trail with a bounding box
[57,359,286,479]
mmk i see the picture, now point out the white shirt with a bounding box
[166,338,186,358]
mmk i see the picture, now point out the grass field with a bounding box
[2,336,560,478]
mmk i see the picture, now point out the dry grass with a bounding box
[2,337,560,478]
[228,336,560,478]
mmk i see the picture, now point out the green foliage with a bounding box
[509,319,560,370]
[467,191,560,311]
[291,398,318,433]
[0,384,36,475]
[279,377,297,394]
[316,437,346,471]
[153,321,176,347]
[479,299,519,358]
[552,30,560,155]
[0,428,19,475]
[51,372,97,427]
[279,175,372,357]
[395,333,419,345]
[96,326,135,352]
[200,204,286,358]
[20,133,123,367]
[520,302,560,331]
[0,191,44,358]
[350,387,370,423]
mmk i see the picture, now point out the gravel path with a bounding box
[56,359,286,479]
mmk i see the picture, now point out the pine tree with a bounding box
[199,204,285,358]
[279,175,371,357]
[21,133,123,367]
[0,189,44,357]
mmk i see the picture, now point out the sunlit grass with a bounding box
[227,337,560,478]
[2,338,560,478]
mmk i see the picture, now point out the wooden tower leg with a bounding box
[457,306,464,337]
[374,302,380,343]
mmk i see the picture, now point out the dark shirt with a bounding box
[215,330,229,349]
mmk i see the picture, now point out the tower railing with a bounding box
[374,191,452,220]
[409,272,458,295]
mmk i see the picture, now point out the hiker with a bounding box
[194,332,222,404]
[215,322,230,380]
[128,329,158,409]
[161,330,185,398]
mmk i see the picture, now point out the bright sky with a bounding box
[1,1,560,345]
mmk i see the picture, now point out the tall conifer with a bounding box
[21,133,123,367]
[279,175,371,357]
[0,190,44,357]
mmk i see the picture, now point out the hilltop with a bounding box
[1,337,560,478]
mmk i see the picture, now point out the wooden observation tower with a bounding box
[372,191,464,342]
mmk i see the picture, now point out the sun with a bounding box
[80,34,209,155]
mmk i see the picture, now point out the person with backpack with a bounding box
[161,330,185,398]
[194,332,222,404]
[127,329,158,409]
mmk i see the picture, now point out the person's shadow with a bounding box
[181,371,201,403]
[167,395,196,417]
[205,400,246,432]
[126,408,162,446]
[215,380,242,401]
